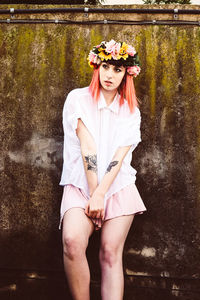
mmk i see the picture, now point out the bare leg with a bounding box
[99,215,134,300]
[62,208,94,300]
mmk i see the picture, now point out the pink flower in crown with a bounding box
[127,66,141,77]
[88,51,101,65]
[88,51,96,63]
[111,43,121,60]
[126,45,136,57]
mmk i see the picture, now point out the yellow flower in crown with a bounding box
[119,42,129,60]
[98,50,112,61]
[97,47,105,52]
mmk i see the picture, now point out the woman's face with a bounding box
[99,62,126,92]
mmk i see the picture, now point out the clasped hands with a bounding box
[85,190,105,230]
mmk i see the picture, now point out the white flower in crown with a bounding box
[126,45,136,57]
[105,40,121,59]
[105,40,116,53]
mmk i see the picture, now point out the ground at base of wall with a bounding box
[0,272,200,300]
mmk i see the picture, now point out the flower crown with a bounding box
[87,39,141,77]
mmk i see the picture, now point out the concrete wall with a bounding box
[0,4,200,298]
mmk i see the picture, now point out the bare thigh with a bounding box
[100,215,134,252]
[62,208,94,247]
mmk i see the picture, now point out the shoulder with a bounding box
[66,86,90,102]
[120,100,141,119]
[64,87,90,111]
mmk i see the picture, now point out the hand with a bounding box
[85,191,105,220]
[93,218,104,231]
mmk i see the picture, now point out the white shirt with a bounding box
[60,87,141,204]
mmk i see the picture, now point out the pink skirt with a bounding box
[59,183,146,230]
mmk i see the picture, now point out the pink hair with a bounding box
[89,68,138,113]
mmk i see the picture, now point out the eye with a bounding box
[115,67,122,73]
[102,63,109,69]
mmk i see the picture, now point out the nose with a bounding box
[106,68,113,80]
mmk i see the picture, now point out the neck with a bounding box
[101,88,117,106]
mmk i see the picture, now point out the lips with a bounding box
[104,80,112,86]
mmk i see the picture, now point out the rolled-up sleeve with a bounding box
[118,107,141,151]
[63,90,81,133]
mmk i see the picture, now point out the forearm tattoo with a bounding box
[84,154,97,173]
[106,161,119,173]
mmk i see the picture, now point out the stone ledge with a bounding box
[0,269,200,300]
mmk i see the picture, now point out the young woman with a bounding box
[59,40,146,300]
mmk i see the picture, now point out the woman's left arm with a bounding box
[88,145,131,215]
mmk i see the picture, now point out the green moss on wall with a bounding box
[71,31,88,87]
[144,27,159,116]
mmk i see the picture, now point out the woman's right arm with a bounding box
[76,119,105,228]
[76,118,98,197]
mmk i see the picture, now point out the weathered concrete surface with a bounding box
[1,271,200,300]
[0,4,200,298]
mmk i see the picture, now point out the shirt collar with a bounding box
[98,91,120,114]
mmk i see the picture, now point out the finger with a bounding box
[90,210,98,218]
[101,209,105,220]
[88,209,94,217]
[98,218,102,228]
[98,218,103,229]
[96,210,101,219]
[85,203,89,216]
[93,218,98,225]
[93,218,99,230]
[89,212,95,218]
[95,219,101,231]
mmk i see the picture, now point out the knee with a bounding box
[63,234,87,261]
[99,243,121,268]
